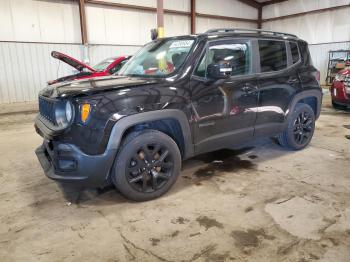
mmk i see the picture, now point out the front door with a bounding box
[190,39,259,154]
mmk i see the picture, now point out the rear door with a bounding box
[190,38,259,153]
[255,39,301,137]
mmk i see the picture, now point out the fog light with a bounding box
[58,159,76,171]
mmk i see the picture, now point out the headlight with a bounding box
[335,74,346,82]
[65,101,73,122]
[55,101,74,127]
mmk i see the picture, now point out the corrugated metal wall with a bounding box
[196,18,256,32]
[262,0,350,85]
[0,0,258,104]
[0,0,81,43]
[0,42,144,103]
[263,0,350,21]
[196,0,257,32]
[309,42,350,86]
[1,0,349,103]
[0,42,82,103]
[88,44,141,65]
[262,7,350,45]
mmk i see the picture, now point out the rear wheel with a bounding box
[112,129,181,201]
[278,103,315,150]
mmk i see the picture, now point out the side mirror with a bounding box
[207,62,232,79]
[150,29,158,40]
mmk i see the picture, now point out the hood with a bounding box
[338,67,350,76]
[39,75,159,98]
[51,51,96,73]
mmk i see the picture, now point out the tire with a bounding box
[332,100,347,110]
[277,103,315,150]
[112,129,181,201]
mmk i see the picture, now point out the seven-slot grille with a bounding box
[39,96,57,125]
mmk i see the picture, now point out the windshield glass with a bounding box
[93,58,116,71]
[119,38,195,77]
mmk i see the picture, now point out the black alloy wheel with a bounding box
[292,111,313,145]
[126,143,174,193]
[277,103,315,150]
[113,129,181,201]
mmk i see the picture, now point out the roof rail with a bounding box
[204,28,298,38]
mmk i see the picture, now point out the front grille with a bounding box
[39,96,57,125]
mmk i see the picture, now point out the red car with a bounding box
[330,62,350,109]
[48,51,130,85]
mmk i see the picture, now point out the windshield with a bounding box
[119,38,195,77]
[93,58,117,71]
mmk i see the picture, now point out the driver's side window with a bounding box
[194,41,252,78]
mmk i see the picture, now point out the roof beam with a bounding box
[78,0,88,44]
[190,0,196,34]
[257,6,262,29]
[236,0,289,9]
[86,0,257,24]
[196,13,257,23]
[261,0,288,7]
[236,0,261,9]
[262,4,350,22]
[85,0,190,16]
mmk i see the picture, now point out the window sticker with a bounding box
[169,40,194,49]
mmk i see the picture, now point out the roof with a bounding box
[153,28,301,44]
[200,28,299,40]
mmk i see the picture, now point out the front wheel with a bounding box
[332,100,347,110]
[112,129,181,201]
[277,103,315,150]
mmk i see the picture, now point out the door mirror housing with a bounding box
[207,62,232,79]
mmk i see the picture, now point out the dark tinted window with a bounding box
[259,40,287,72]
[195,41,251,78]
[290,42,300,64]
[299,41,312,65]
[109,59,129,74]
[194,53,206,77]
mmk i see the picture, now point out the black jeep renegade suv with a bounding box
[35,28,322,201]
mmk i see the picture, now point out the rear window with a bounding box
[299,41,313,66]
[290,42,300,64]
[259,40,287,72]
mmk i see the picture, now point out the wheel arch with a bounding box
[287,90,322,122]
[106,109,194,159]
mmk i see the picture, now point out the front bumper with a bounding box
[35,140,117,187]
[331,81,350,105]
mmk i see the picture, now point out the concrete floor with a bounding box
[0,94,350,262]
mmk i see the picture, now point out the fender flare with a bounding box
[286,89,323,122]
[106,109,194,159]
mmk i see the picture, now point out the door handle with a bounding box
[241,85,257,94]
